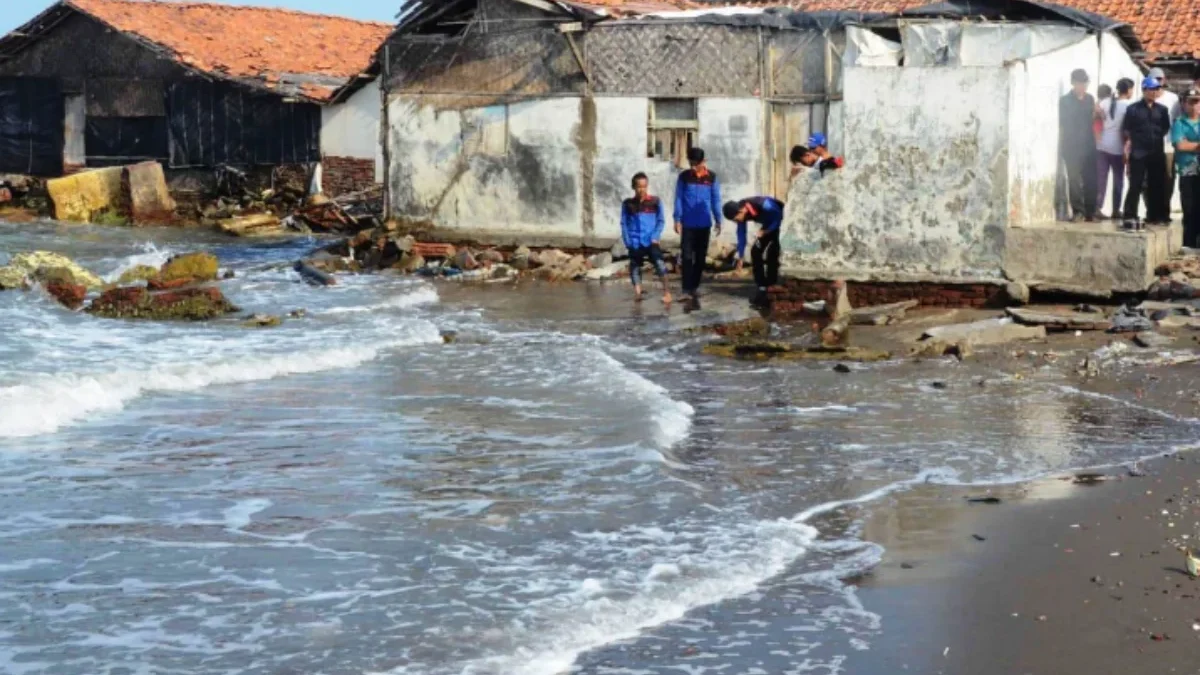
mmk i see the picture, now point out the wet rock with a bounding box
[477,249,505,266]
[1108,307,1154,334]
[441,330,458,344]
[820,317,851,347]
[159,252,219,284]
[9,251,103,289]
[394,235,416,254]
[533,248,571,269]
[922,317,1046,345]
[289,309,306,318]
[453,249,479,271]
[125,161,176,224]
[216,213,282,237]
[538,254,589,282]
[713,317,770,339]
[88,286,238,320]
[222,269,235,280]
[1005,281,1030,306]
[830,279,853,320]
[46,166,124,222]
[147,277,198,291]
[1134,331,1175,349]
[833,363,852,373]
[588,252,613,269]
[294,260,337,286]
[1006,307,1111,331]
[117,264,160,285]
[703,340,890,362]
[510,245,532,270]
[0,265,29,289]
[1147,278,1199,301]
[584,261,627,281]
[850,300,918,326]
[393,252,425,274]
[242,314,282,328]
[43,277,87,309]
[306,253,359,274]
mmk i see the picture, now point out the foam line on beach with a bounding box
[321,285,439,315]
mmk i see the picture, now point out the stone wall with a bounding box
[323,156,378,198]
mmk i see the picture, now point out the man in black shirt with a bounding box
[1059,69,1100,221]
[1122,76,1174,229]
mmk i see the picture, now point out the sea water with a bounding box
[0,221,1193,675]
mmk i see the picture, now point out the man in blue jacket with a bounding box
[723,196,785,309]
[621,172,671,305]
[673,147,722,304]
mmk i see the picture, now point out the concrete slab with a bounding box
[1005,220,1182,293]
[920,317,1046,345]
[1005,307,1112,331]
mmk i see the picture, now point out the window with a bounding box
[648,98,698,167]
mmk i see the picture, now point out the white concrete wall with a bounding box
[780,66,1011,278]
[1006,36,1099,226]
[321,80,383,176]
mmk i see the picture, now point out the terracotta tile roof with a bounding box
[566,0,701,15]
[65,0,393,101]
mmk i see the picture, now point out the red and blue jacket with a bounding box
[734,196,785,259]
[674,167,722,229]
[620,195,665,249]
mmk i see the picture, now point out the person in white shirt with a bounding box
[1097,77,1135,219]
[1148,67,1180,223]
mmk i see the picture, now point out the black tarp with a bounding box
[84,117,168,166]
[166,80,320,168]
[0,77,64,176]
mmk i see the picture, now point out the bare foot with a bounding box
[662,292,672,306]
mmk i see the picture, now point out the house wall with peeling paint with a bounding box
[780,66,1011,278]
[387,94,763,246]
[321,79,382,174]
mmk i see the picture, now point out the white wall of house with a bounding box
[321,79,383,177]
[779,66,1012,278]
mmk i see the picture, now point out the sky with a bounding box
[2,0,401,34]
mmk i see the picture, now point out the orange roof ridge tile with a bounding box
[67,0,393,28]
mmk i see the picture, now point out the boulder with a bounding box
[453,249,479,271]
[124,161,176,224]
[534,248,571,269]
[46,167,125,223]
[10,251,103,289]
[393,252,426,274]
[1134,331,1174,349]
[44,279,87,309]
[0,266,28,290]
[294,260,338,286]
[554,255,590,281]
[1147,278,1200,301]
[477,249,505,265]
[588,252,613,269]
[87,286,238,320]
[610,240,629,261]
[1005,281,1030,306]
[510,245,532,270]
[117,264,161,285]
[159,252,219,284]
[394,235,416,254]
[217,213,282,237]
[922,317,1046,345]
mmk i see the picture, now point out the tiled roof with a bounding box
[65,0,393,101]
[567,0,701,15]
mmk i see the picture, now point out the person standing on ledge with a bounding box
[673,147,722,307]
[1148,67,1180,223]
[1173,88,1200,248]
[621,172,671,305]
[1059,68,1100,222]
[1123,76,1173,230]
[723,196,785,310]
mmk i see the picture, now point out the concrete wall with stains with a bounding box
[387,94,763,246]
[1006,36,1098,227]
[321,79,382,176]
[780,66,1011,278]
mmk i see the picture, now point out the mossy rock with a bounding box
[703,340,890,362]
[713,317,771,339]
[9,251,103,289]
[90,209,130,226]
[0,265,29,290]
[117,265,161,285]
[242,314,282,328]
[159,252,219,283]
[87,286,238,321]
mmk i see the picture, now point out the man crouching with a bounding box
[723,196,785,309]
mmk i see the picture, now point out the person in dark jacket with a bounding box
[621,172,671,305]
[1123,76,1174,229]
[1059,68,1101,221]
[723,196,785,309]
[673,147,722,304]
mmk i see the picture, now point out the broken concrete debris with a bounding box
[921,317,1046,346]
[850,300,918,326]
[1005,307,1112,332]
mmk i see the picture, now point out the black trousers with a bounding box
[1124,154,1167,222]
[1181,175,1200,248]
[679,227,710,294]
[1165,154,1177,222]
[751,229,780,289]
[1064,150,1097,218]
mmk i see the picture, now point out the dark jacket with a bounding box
[1059,92,1097,157]
[674,168,722,229]
[1123,99,1172,159]
[620,195,665,249]
[734,196,785,259]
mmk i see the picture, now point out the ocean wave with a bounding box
[101,243,176,283]
[0,323,441,438]
[587,349,694,449]
[322,286,439,315]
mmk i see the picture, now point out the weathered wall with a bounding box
[321,79,382,168]
[1006,36,1098,227]
[780,66,1011,279]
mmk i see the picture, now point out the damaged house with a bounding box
[0,0,390,202]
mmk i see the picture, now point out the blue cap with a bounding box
[1142,75,1162,90]
[807,132,827,148]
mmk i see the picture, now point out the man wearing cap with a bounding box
[673,147,722,305]
[1172,88,1200,247]
[722,196,785,309]
[1122,77,1173,230]
[807,132,845,175]
[1059,68,1101,221]
[1149,67,1181,222]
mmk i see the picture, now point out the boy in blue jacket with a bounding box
[673,147,722,304]
[723,196,785,309]
[621,172,671,305]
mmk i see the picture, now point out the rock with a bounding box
[1005,307,1112,331]
[147,277,198,291]
[43,276,87,309]
[1005,281,1030,306]
[610,240,629,260]
[393,252,426,274]
[544,254,589,281]
[588,252,613,269]
[703,341,891,362]
[222,270,236,280]
[1134,331,1174,349]
[159,252,219,284]
[833,363,852,373]
[1156,314,1200,329]
[394,235,416,254]
[289,309,306,318]
[533,248,571,269]
[87,286,238,320]
[510,245,532,270]
[453,249,479,271]
[10,251,103,289]
[714,317,770,339]
[117,264,160,285]
[584,261,628,281]
[294,260,337,286]
[922,317,1046,345]
[242,314,282,328]
[706,239,736,265]
[850,300,918,326]
[217,213,282,237]
[0,265,28,290]
[1147,278,1200,301]
[412,242,456,260]
[1029,282,1113,301]
[477,249,505,265]
[820,316,851,347]
[124,161,176,224]
[1108,307,1154,334]
[830,279,852,320]
[46,166,124,222]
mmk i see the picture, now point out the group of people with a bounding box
[619,136,843,310]
[1059,67,1200,247]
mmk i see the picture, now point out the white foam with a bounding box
[0,323,441,438]
[101,243,175,283]
[322,286,438,315]
[589,350,694,449]
[223,498,272,531]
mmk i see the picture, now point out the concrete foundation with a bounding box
[1004,220,1183,293]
